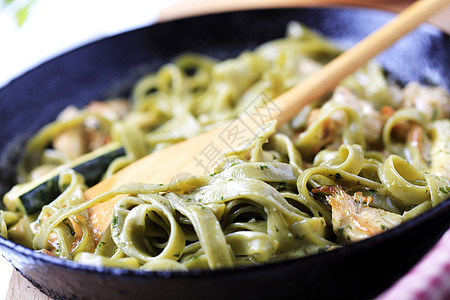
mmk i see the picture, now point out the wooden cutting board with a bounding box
[7,1,450,299]
[7,271,51,300]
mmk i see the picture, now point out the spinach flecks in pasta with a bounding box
[1,22,450,271]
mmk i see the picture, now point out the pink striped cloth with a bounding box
[377,228,450,300]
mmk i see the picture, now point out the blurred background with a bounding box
[1,0,449,88]
[0,0,449,299]
[0,0,185,87]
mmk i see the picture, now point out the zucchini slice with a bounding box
[4,143,125,215]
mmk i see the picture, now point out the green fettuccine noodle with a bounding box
[1,21,449,271]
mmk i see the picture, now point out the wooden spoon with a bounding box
[86,0,450,239]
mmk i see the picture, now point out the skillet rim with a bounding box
[0,4,449,292]
[1,193,450,279]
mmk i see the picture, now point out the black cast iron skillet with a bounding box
[0,7,449,300]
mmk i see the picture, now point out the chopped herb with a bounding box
[112,216,118,228]
[209,172,216,176]
[439,186,449,194]
[97,242,106,248]
[380,225,388,231]
[230,163,237,167]
[277,182,287,190]
[334,172,342,181]
[221,196,224,200]
[431,107,438,121]
[63,221,75,236]
[295,234,305,241]
[260,165,269,170]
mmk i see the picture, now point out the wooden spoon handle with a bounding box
[86,0,450,237]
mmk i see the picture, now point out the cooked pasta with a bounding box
[1,21,449,271]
